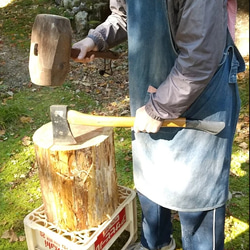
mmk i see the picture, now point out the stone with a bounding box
[75,11,88,34]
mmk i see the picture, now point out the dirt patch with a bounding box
[0,41,30,88]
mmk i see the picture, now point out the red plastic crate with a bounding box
[24,186,137,250]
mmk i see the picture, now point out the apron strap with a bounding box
[226,28,245,74]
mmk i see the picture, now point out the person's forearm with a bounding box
[87,0,127,51]
[145,0,228,120]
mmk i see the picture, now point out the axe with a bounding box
[29,14,120,86]
[50,105,225,145]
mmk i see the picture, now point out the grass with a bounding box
[0,0,249,249]
[0,0,66,51]
[0,75,248,250]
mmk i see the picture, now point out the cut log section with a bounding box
[33,123,118,231]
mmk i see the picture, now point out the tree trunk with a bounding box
[33,122,118,231]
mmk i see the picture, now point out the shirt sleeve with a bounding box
[145,0,228,120]
[87,0,127,51]
[227,0,237,41]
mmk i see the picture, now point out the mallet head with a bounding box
[29,14,72,86]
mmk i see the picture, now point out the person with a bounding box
[73,1,245,249]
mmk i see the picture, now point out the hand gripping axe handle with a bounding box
[50,105,225,145]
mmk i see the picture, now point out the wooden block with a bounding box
[33,123,118,231]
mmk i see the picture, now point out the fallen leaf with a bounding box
[27,82,33,88]
[0,130,5,136]
[2,96,13,104]
[1,230,11,239]
[1,228,18,242]
[110,102,117,107]
[172,212,180,221]
[244,116,249,122]
[124,155,132,161]
[18,235,26,242]
[120,110,129,116]
[85,87,91,93]
[99,82,107,87]
[20,116,34,124]
[0,221,7,226]
[239,142,248,149]
[81,81,91,87]
[21,136,31,146]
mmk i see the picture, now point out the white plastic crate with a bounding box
[24,186,137,250]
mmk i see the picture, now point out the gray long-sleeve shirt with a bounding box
[87,0,227,120]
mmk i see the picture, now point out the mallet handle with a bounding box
[71,48,120,60]
[67,110,186,128]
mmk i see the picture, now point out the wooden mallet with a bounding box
[29,14,119,86]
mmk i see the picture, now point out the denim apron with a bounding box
[127,0,245,211]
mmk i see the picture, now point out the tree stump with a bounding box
[33,122,118,231]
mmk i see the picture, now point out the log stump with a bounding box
[33,122,118,231]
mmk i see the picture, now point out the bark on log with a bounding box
[33,122,118,231]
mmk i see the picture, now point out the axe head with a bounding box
[50,105,77,145]
[29,14,72,86]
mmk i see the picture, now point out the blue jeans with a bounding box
[138,192,225,250]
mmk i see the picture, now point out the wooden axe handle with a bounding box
[71,48,120,60]
[67,110,186,128]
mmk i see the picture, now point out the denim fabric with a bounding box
[138,192,225,250]
[179,205,226,250]
[127,0,177,114]
[127,0,245,211]
[138,192,173,249]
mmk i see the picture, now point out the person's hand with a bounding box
[72,37,98,63]
[134,106,163,133]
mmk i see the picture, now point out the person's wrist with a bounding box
[145,103,163,121]
[84,37,98,51]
